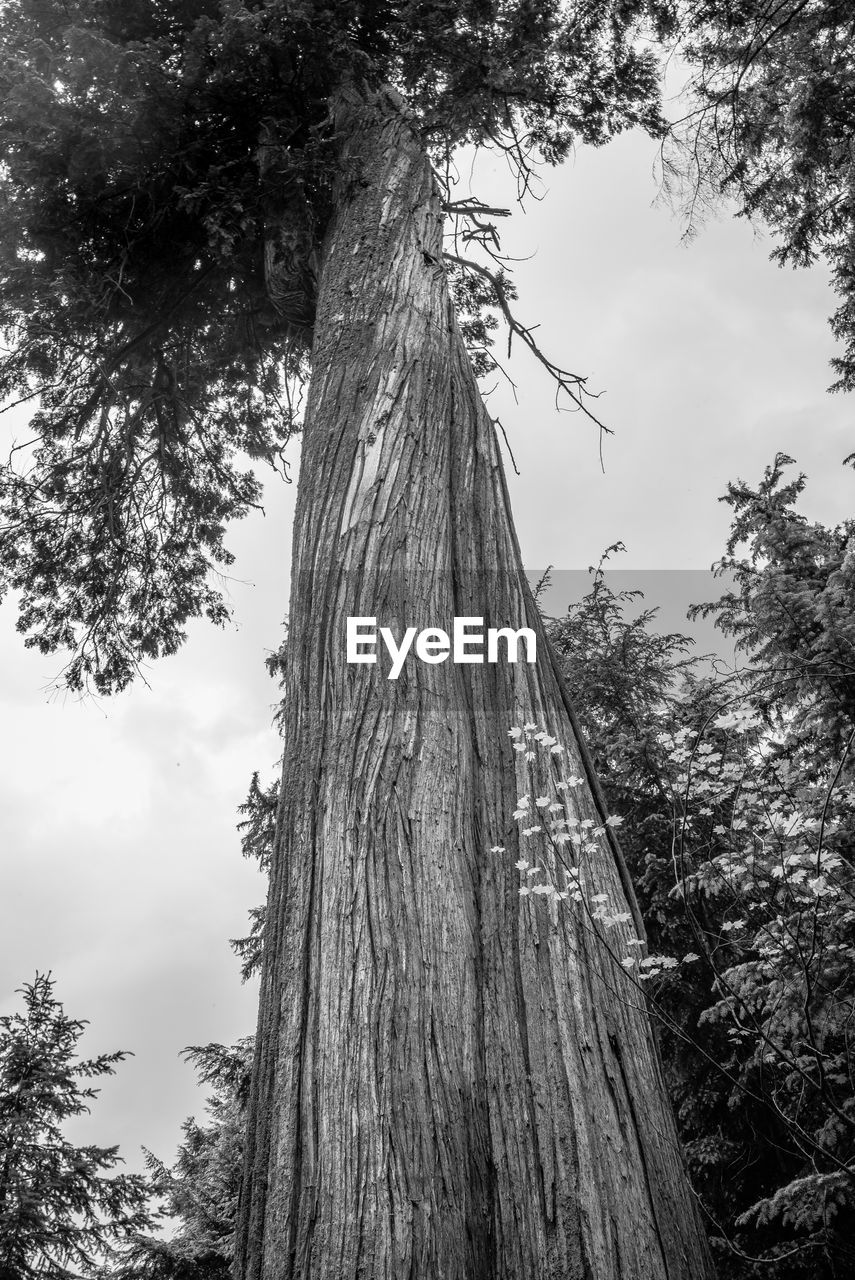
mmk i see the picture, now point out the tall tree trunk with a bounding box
[236,87,715,1280]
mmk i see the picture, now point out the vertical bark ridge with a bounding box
[235,86,715,1280]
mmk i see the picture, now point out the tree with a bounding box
[548,460,855,1277]
[691,452,855,746]
[676,457,855,1275]
[112,1041,254,1280]
[0,973,150,1280]
[0,4,715,1277]
[125,455,855,1279]
[661,0,855,390]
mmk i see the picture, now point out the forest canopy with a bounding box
[1,0,853,692]
[0,0,662,692]
[2,4,854,1278]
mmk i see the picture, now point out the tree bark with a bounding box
[236,87,715,1280]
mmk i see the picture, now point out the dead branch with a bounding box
[444,250,612,449]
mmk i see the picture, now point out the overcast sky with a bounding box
[1,121,852,1177]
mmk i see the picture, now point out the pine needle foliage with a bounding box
[550,460,855,1278]
[663,0,855,391]
[0,973,150,1280]
[110,1040,254,1280]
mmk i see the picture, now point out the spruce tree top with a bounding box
[0,973,150,1279]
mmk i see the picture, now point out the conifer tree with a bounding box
[112,1042,253,1280]
[663,0,855,388]
[0,974,150,1280]
[551,461,855,1276]
[0,4,714,1277]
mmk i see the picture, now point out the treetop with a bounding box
[0,0,662,692]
